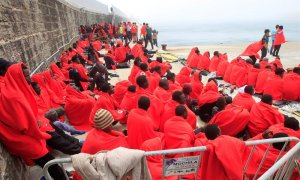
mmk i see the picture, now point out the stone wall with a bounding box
[0,0,123,72]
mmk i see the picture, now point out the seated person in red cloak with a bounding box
[112,80,131,105]
[248,94,284,137]
[232,85,256,112]
[135,75,164,130]
[70,55,92,91]
[104,50,130,70]
[263,68,285,101]
[115,43,134,63]
[255,65,273,94]
[140,137,178,180]
[90,83,127,124]
[197,78,222,122]
[82,108,128,154]
[166,72,182,92]
[209,102,250,137]
[120,85,137,111]
[127,96,159,149]
[198,124,247,180]
[187,49,202,68]
[175,66,192,86]
[164,105,195,152]
[247,63,261,87]
[246,133,291,178]
[182,83,193,109]
[160,91,197,131]
[0,63,66,179]
[134,63,151,84]
[153,79,171,104]
[148,66,162,92]
[128,57,141,83]
[282,67,300,101]
[197,51,210,71]
[149,57,171,76]
[73,108,128,180]
[64,85,96,131]
[208,51,221,72]
[190,71,203,100]
[259,57,269,69]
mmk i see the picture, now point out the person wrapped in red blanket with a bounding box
[282,67,300,101]
[0,63,66,179]
[255,65,274,94]
[187,49,202,68]
[153,79,171,104]
[90,83,127,124]
[160,91,197,132]
[190,71,203,100]
[164,105,195,152]
[127,96,160,149]
[73,109,128,180]
[232,85,256,112]
[175,66,192,86]
[263,68,284,101]
[248,94,284,137]
[65,85,96,131]
[120,85,137,111]
[197,51,210,71]
[247,63,261,87]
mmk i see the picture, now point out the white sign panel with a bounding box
[163,156,200,176]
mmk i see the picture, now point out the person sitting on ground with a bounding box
[263,68,285,101]
[134,63,151,83]
[127,96,159,149]
[164,105,195,153]
[43,109,82,155]
[208,51,221,72]
[148,66,162,92]
[160,91,197,131]
[90,82,127,124]
[166,72,182,92]
[209,100,250,137]
[246,133,291,178]
[199,124,248,180]
[120,85,137,111]
[189,71,203,100]
[73,109,128,180]
[247,63,261,87]
[64,85,96,131]
[232,85,256,112]
[255,65,273,94]
[0,63,66,179]
[282,67,300,101]
[259,57,269,69]
[182,83,193,108]
[115,43,134,63]
[248,94,284,137]
[153,79,171,104]
[149,57,171,76]
[175,66,192,86]
[197,78,222,122]
[187,49,202,68]
[45,108,85,135]
[128,57,141,83]
[135,75,164,130]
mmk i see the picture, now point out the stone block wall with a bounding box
[0,0,119,71]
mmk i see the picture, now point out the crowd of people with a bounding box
[0,21,299,180]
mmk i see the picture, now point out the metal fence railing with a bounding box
[42,137,300,180]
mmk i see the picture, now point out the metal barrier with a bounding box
[42,137,299,180]
[258,141,300,180]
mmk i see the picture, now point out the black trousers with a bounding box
[249,55,257,65]
[153,39,158,47]
[145,35,153,49]
[33,153,66,180]
[273,45,281,56]
[261,47,267,59]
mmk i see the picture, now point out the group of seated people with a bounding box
[186,47,300,101]
[0,23,300,180]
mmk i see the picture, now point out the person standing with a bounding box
[273,25,285,57]
[261,29,270,59]
[152,29,158,47]
[145,23,154,49]
[270,25,279,55]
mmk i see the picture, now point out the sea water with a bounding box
[155,21,300,47]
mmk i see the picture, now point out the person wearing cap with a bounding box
[81,109,128,154]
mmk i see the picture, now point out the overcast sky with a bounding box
[98,0,300,26]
